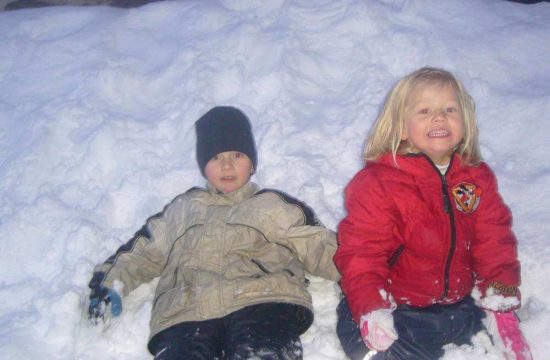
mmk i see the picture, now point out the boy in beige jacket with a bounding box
[88,106,339,359]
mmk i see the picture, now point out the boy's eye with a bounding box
[212,154,221,161]
[233,152,243,158]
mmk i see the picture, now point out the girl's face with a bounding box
[402,82,465,165]
[205,151,254,193]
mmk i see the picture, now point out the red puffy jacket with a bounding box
[335,153,520,322]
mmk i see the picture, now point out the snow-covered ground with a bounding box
[1,1,549,359]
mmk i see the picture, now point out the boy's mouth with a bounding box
[427,129,449,138]
[221,176,236,181]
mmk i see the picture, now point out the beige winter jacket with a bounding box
[93,181,339,348]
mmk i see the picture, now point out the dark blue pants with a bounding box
[149,302,312,360]
[336,296,485,360]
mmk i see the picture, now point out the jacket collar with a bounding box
[206,181,260,204]
[375,152,462,178]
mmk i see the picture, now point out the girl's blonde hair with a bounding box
[364,67,481,165]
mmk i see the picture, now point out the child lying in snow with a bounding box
[87,106,340,359]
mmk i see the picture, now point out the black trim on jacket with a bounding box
[254,189,321,226]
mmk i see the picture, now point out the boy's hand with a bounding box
[360,309,398,352]
[88,286,122,324]
[485,310,533,360]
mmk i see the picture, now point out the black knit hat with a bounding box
[195,106,257,177]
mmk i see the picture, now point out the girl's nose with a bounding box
[433,109,447,121]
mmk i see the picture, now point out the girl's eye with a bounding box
[418,108,430,114]
[446,107,457,113]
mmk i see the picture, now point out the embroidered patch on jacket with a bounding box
[451,182,481,214]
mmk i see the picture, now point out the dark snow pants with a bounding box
[336,296,485,360]
[149,302,310,360]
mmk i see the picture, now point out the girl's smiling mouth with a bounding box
[428,129,450,138]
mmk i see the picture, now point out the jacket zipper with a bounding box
[441,175,457,299]
[423,154,457,299]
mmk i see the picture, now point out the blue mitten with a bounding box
[88,283,122,324]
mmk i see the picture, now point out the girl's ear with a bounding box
[400,120,408,141]
[401,131,408,141]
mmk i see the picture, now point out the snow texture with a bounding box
[0,0,549,359]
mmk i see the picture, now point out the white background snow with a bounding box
[1,0,549,359]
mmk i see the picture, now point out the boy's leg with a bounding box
[222,303,304,360]
[150,319,223,360]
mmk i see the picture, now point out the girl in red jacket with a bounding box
[334,67,532,360]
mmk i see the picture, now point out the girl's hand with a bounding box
[359,308,398,351]
[485,310,532,360]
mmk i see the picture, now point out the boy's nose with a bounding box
[221,158,234,168]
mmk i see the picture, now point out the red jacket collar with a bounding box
[372,152,463,178]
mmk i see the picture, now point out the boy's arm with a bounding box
[91,223,165,295]
[91,196,183,296]
[284,222,340,281]
[260,189,340,281]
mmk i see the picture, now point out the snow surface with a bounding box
[1,0,549,359]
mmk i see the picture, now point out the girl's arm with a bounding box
[471,164,521,305]
[334,169,397,323]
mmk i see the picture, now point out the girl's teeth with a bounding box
[428,130,449,137]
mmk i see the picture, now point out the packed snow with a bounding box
[1,0,549,359]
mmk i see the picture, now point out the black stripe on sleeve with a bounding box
[88,271,106,290]
[254,189,322,226]
[102,187,205,267]
[104,224,154,265]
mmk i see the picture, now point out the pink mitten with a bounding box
[486,311,533,360]
[359,309,398,352]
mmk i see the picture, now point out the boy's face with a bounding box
[205,151,254,194]
[402,82,465,165]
